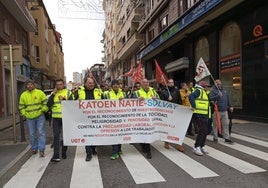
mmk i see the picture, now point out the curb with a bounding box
[0,145,30,179]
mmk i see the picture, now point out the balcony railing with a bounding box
[117,32,143,60]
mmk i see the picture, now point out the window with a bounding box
[148,29,154,42]
[160,15,168,31]
[22,36,27,50]
[35,46,40,63]
[219,22,242,108]
[15,29,19,43]
[45,23,48,41]
[187,0,199,9]
[35,19,38,35]
[46,48,49,66]
[4,17,10,35]
[149,0,154,9]
[220,23,241,57]
[127,28,130,38]
[195,36,209,66]
[195,36,210,83]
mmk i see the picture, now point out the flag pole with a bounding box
[161,74,171,98]
[88,68,100,89]
[129,81,136,98]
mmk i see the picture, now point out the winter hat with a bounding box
[111,79,119,86]
[25,79,35,85]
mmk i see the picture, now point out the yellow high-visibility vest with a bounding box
[194,88,209,115]
[51,89,70,118]
[19,89,48,119]
[78,86,102,100]
[104,89,126,99]
[134,87,159,99]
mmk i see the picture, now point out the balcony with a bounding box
[117,32,143,60]
[130,6,143,23]
[1,0,36,32]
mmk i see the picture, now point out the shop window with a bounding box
[219,22,242,108]
[195,36,209,66]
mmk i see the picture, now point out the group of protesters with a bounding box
[18,75,233,163]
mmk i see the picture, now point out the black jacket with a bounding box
[160,87,182,105]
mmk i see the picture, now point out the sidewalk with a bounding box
[0,117,53,178]
[0,118,267,179]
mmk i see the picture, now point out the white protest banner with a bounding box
[62,99,193,146]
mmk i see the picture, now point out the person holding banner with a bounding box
[189,81,210,156]
[48,79,73,162]
[160,79,185,152]
[103,79,126,160]
[209,79,234,144]
[73,77,103,161]
[133,78,159,159]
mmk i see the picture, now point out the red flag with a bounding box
[132,60,143,83]
[123,66,134,77]
[214,104,222,134]
[154,59,168,85]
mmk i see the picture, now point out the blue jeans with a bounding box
[26,114,46,151]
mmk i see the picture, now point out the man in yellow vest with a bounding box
[19,79,48,157]
[103,79,126,160]
[133,78,159,159]
[189,81,210,156]
[48,79,72,162]
[73,77,103,161]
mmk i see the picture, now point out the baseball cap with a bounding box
[199,81,209,87]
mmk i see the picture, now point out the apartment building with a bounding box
[0,0,64,119]
[103,0,145,85]
[103,0,268,121]
[0,0,36,117]
[27,0,64,89]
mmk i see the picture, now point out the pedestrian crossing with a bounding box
[3,134,268,188]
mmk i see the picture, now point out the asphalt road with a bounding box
[1,132,267,188]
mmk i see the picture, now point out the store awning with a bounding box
[165,57,189,73]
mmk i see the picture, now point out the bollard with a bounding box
[20,115,26,142]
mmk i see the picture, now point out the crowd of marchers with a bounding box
[18,76,233,162]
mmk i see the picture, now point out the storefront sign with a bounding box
[62,99,193,146]
[138,0,223,59]
[244,24,268,45]
[220,57,240,73]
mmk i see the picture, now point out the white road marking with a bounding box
[184,137,266,174]
[4,145,53,188]
[152,141,218,178]
[120,144,165,184]
[231,133,268,148]
[70,146,103,188]
[206,135,268,162]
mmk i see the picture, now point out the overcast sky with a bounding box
[43,0,105,82]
